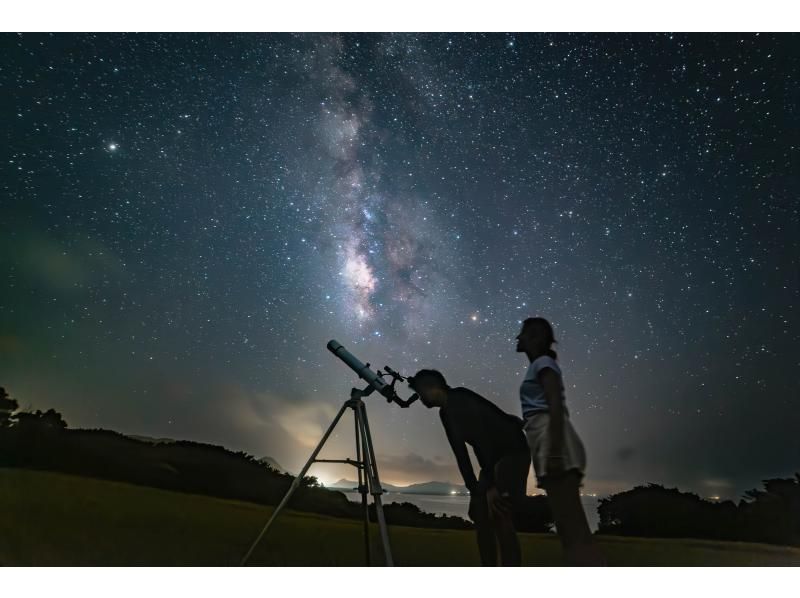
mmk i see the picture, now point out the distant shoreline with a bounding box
[332,488,470,497]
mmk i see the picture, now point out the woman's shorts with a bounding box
[523,412,587,488]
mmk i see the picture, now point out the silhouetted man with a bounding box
[408,369,530,566]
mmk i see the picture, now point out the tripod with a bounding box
[240,384,394,566]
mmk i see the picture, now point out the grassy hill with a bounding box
[2,468,799,566]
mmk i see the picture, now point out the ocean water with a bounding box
[343,491,601,531]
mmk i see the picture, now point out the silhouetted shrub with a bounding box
[367,501,473,529]
[0,387,19,428]
[597,479,800,546]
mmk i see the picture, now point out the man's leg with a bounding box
[468,490,498,566]
[491,451,531,566]
[490,509,521,566]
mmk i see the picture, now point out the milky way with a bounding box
[305,36,460,336]
[1,33,798,496]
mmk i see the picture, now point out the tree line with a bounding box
[2,387,796,544]
[0,387,494,531]
[598,478,800,546]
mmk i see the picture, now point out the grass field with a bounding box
[2,468,799,566]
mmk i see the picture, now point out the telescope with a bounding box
[241,339,417,566]
[326,339,419,408]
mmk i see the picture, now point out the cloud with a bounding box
[0,335,23,356]
[2,229,126,293]
[375,452,461,486]
[616,446,635,461]
[273,401,339,449]
[191,383,345,474]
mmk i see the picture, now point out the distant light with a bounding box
[108,143,118,151]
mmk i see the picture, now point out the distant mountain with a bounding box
[398,481,469,495]
[328,478,403,492]
[327,478,468,496]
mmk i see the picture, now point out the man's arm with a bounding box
[440,411,479,492]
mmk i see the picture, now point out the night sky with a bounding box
[2,33,798,498]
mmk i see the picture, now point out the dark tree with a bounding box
[597,483,739,540]
[597,477,800,546]
[300,475,321,488]
[738,473,800,545]
[0,387,19,428]
[15,408,68,432]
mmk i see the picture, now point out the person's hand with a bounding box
[546,454,566,476]
[486,486,512,518]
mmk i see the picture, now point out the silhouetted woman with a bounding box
[515,316,605,565]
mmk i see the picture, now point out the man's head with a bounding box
[408,369,449,408]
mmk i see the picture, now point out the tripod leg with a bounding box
[355,408,370,565]
[239,400,351,566]
[356,401,394,566]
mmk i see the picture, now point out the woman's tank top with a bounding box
[519,354,568,418]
